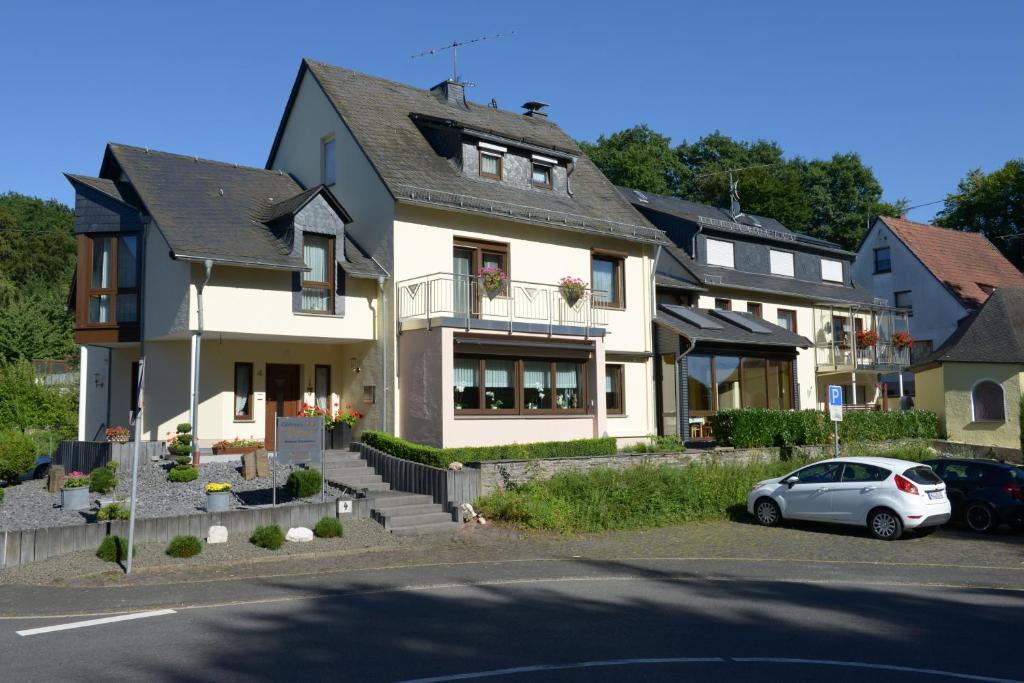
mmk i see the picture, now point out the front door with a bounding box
[265,363,300,450]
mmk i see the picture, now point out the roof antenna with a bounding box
[412,31,514,83]
[729,172,744,220]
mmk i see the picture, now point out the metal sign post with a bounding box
[828,384,843,458]
[126,359,145,574]
[272,415,278,508]
[275,418,324,501]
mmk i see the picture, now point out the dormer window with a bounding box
[477,141,506,180]
[531,154,557,190]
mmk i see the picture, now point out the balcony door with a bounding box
[452,239,508,319]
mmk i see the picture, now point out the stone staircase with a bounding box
[323,449,460,536]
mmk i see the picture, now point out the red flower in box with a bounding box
[891,331,914,349]
[856,329,880,347]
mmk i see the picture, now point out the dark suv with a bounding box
[924,458,1024,533]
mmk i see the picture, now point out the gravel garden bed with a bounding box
[0,460,353,532]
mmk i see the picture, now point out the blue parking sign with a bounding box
[828,385,843,421]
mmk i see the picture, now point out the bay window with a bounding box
[79,233,140,330]
[688,353,794,415]
[453,354,589,415]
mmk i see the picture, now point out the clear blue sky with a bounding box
[2,1,1021,222]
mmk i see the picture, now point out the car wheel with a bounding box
[964,502,997,533]
[869,508,903,540]
[754,498,782,527]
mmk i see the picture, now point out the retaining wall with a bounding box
[357,443,480,519]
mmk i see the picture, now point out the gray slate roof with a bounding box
[914,287,1024,367]
[655,304,811,348]
[65,174,138,207]
[81,144,381,275]
[269,59,668,246]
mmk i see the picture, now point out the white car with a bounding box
[747,457,952,540]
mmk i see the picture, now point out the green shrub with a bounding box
[361,431,618,468]
[167,466,198,483]
[476,459,806,534]
[96,535,134,563]
[0,430,37,484]
[313,516,343,538]
[838,410,938,442]
[96,501,130,521]
[168,424,193,457]
[711,409,936,448]
[0,487,5,504]
[166,535,202,558]
[105,460,119,473]
[89,465,117,493]
[286,468,322,498]
[250,524,284,550]
[0,361,78,443]
[625,434,686,453]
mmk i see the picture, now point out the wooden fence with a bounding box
[1,502,337,569]
[356,443,480,519]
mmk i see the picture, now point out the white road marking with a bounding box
[398,657,1023,683]
[16,609,176,637]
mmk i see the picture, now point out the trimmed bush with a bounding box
[89,465,117,494]
[96,501,130,521]
[0,430,37,484]
[0,487,5,504]
[313,516,343,538]
[167,466,199,483]
[166,535,202,558]
[839,410,939,442]
[250,524,284,550]
[287,468,322,498]
[361,431,618,468]
[96,536,134,563]
[711,409,937,448]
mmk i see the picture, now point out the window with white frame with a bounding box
[821,258,843,283]
[706,239,734,268]
[971,380,1006,422]
[769,250,794,277]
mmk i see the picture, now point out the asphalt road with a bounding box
[2,554,1023,682]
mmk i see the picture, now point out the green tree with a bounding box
[0,360,77,438]
[935,160,1024,269]
[579,125,684,196]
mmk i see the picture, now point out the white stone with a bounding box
[207,525,228,544]
[286,526,314,543]
[448,461,464,471]
[460,502,477,522]
[476,516,487,525]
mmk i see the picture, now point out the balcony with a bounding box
[812,304,912,373]
[397,272,608,336]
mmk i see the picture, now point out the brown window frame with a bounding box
[714,298,732,311]
[776,308,797,332]
[300,234,335,315]
[478,150,503,180]
[746,302,763,318]
[688,353,795,416]
[233,362,254,421]
[453,354,591,416]
[531,162,552,189]
[605,364,625,415]
[455,238,511,305]
[591,251,626,309]
[314,364,332,413]
[77,233,141,330]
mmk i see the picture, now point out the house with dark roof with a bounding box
[912,288,1024,450]
[67,144,386,446]
[620,187,911,441]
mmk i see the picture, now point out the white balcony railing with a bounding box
[397,272,608,331]
[812,304,912,371]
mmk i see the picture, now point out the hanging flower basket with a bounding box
[558,276,588,307]
[855,329,879,347]
[891,331,914,350]
[478,265,509,300]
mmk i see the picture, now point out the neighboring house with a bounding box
[912,288,1024,450]
[70,59,670,449]
[853,215,1024,362]
[620,188,910,441]
[67,147,386,446]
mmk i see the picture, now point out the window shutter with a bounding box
[770,250,794,277]
[821,258,843,282]
[705,239,734,268]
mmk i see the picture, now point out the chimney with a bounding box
[521,101,549,118]
[430,80,468,110]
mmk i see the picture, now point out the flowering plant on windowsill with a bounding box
[330,403,363,428]
[212,438,264,449]
[855,329,880,348]
[478,265,509,298]
[558,276,588,306]
[891,331,914,349]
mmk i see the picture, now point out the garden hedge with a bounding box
[360,431,618,468]
[711,408,938,448]
[0,430,37,484]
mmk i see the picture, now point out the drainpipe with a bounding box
[189,259,213,466]
[377,275,388,434]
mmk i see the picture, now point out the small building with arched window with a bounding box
[912,288,1024,450]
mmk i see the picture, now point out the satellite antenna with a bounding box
[412,31,514,82]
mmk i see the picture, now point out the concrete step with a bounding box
[374,503,443,518]
[323,453,364,464]
[385,511,455,529]
[354,482,391,492]
[325,463,376,477]
[370,493,435,508]
[329,473,384,486]
[390,521,461,537]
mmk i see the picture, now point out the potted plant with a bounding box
[478,265,509,300]
[61,471,91,511]
[558,276,588,307]
[205,482,231,512]
[891,331,914,350]
[325,403,363,449]
[105,425,130,444]
[855,329,879,348]
[211,438,264,455]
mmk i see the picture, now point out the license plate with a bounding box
[928,490,944,500]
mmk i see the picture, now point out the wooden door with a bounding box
[265,363,300,450]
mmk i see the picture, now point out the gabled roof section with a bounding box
[913,287,1024,367]
[65,174,139,208]
[267,59,668,246]
[656,304,811,348]
[254,184,353,225]
[655,245,705,292]
[878,215,1024,309]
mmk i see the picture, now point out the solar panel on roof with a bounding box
[710,309,772,334]
[662,305,723,329]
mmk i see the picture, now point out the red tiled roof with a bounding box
[879,215,1024,309]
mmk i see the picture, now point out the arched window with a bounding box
[971,380,1006,422]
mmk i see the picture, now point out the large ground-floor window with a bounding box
[688,353,794,417]
[454,354,590,415]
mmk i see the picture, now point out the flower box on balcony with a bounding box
[211,439,264,455]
